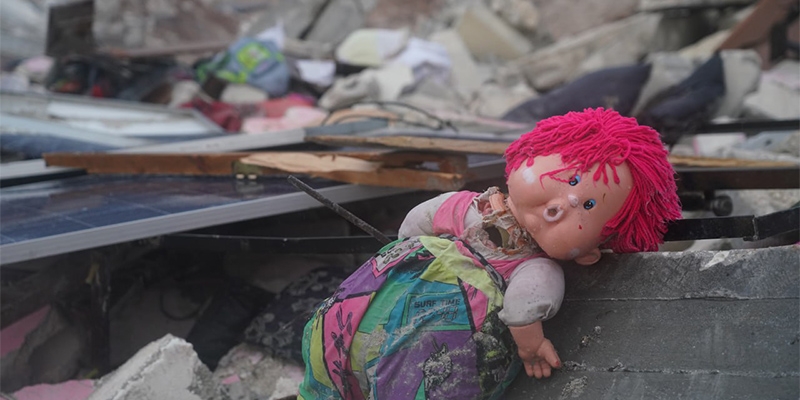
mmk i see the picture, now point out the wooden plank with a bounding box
[44,152,250,175]
[667,154,797,168]
[308,136,800,169]
[43,151,467,190]
[43,151,468,175]
[235,161,465,191]
[307,135,511,155]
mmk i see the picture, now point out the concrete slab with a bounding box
[88,335,222,400]
[506,245,800,399]
[455,3,533,62]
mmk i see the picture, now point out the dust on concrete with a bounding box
[559,376,588,399]
[578,325,602,349]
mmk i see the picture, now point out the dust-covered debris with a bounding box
[560,376,588,399]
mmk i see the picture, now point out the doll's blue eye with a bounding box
[569,175,581,186]
[583,199,596,210]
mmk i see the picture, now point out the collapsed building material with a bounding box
[639,0,756,11]
[306,134,509,154]
[455,3,533,62]
[42,151,469,191]
[503,244,799,399]
[512,13,662,91]
[87,335,222,400]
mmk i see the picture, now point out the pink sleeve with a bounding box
[432,191,480,238]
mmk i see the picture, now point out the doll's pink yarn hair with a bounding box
[504,108,682,253]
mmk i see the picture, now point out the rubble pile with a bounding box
[3,0,797,138]
[1,0,798,399]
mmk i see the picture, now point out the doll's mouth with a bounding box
[543,205,563,222]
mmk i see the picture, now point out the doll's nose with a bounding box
[543,204,564,222]
[568,195,579,208]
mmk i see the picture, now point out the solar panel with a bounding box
[0,174,412,265]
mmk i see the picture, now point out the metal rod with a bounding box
[287,175,392,245]
[695,119,800,134]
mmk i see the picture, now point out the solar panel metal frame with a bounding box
[0,157,505,266]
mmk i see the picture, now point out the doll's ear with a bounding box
[574,248,602,266]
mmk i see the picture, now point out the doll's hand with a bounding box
[509,322,562,379]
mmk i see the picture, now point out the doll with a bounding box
[297,108,681,400]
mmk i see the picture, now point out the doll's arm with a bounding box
[398,192,456,238]
[498,258,564,325]
[509,322,561,378]
[499,258,565,378]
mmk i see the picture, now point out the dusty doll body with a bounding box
[297,109,682,399]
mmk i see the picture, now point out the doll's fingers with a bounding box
[545,349,561,369]
[532,362,544,379]
[540,342,561,368]
[539,360,552,378]
[523,361,535,377]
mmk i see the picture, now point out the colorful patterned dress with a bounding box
[298,189,564,400]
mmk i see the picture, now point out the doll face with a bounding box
[506,154,632,264]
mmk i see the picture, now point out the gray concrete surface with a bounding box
[506,245,800,399]
[88,335,222,400]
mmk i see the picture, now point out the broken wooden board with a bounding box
[667,154,798,168]
[307,135,511,155]
[44,152,249,175]
[307,136,800,169]
[234,151,466,191]
[43,151,468,191]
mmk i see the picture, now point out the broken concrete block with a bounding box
[399,76,469,114]
[365,0,452,37]
[430,29,482,101]
[536,0,640,40]
[455,3,533,62]
[514,13,662,91]
[372,64,416,101]
[94,0,239,49]
[743,60,800,119]
[88,335,221,400]
[335,28,409,67]
[639,0,756,12]
[505,245,800,398]
[317,72,379,110]
[238,0,329,39]
[469,81,537,118]
[318,64,414,109]
[304,0,369,45]
[213,343,304,400]
[716,49,761,118]
[488,0,540,33]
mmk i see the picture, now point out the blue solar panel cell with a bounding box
[0,174,402,264]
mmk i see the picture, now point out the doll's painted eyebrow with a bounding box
[568,175,581,186]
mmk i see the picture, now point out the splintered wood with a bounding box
[43,151,468,191]
[306,135,510,155]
